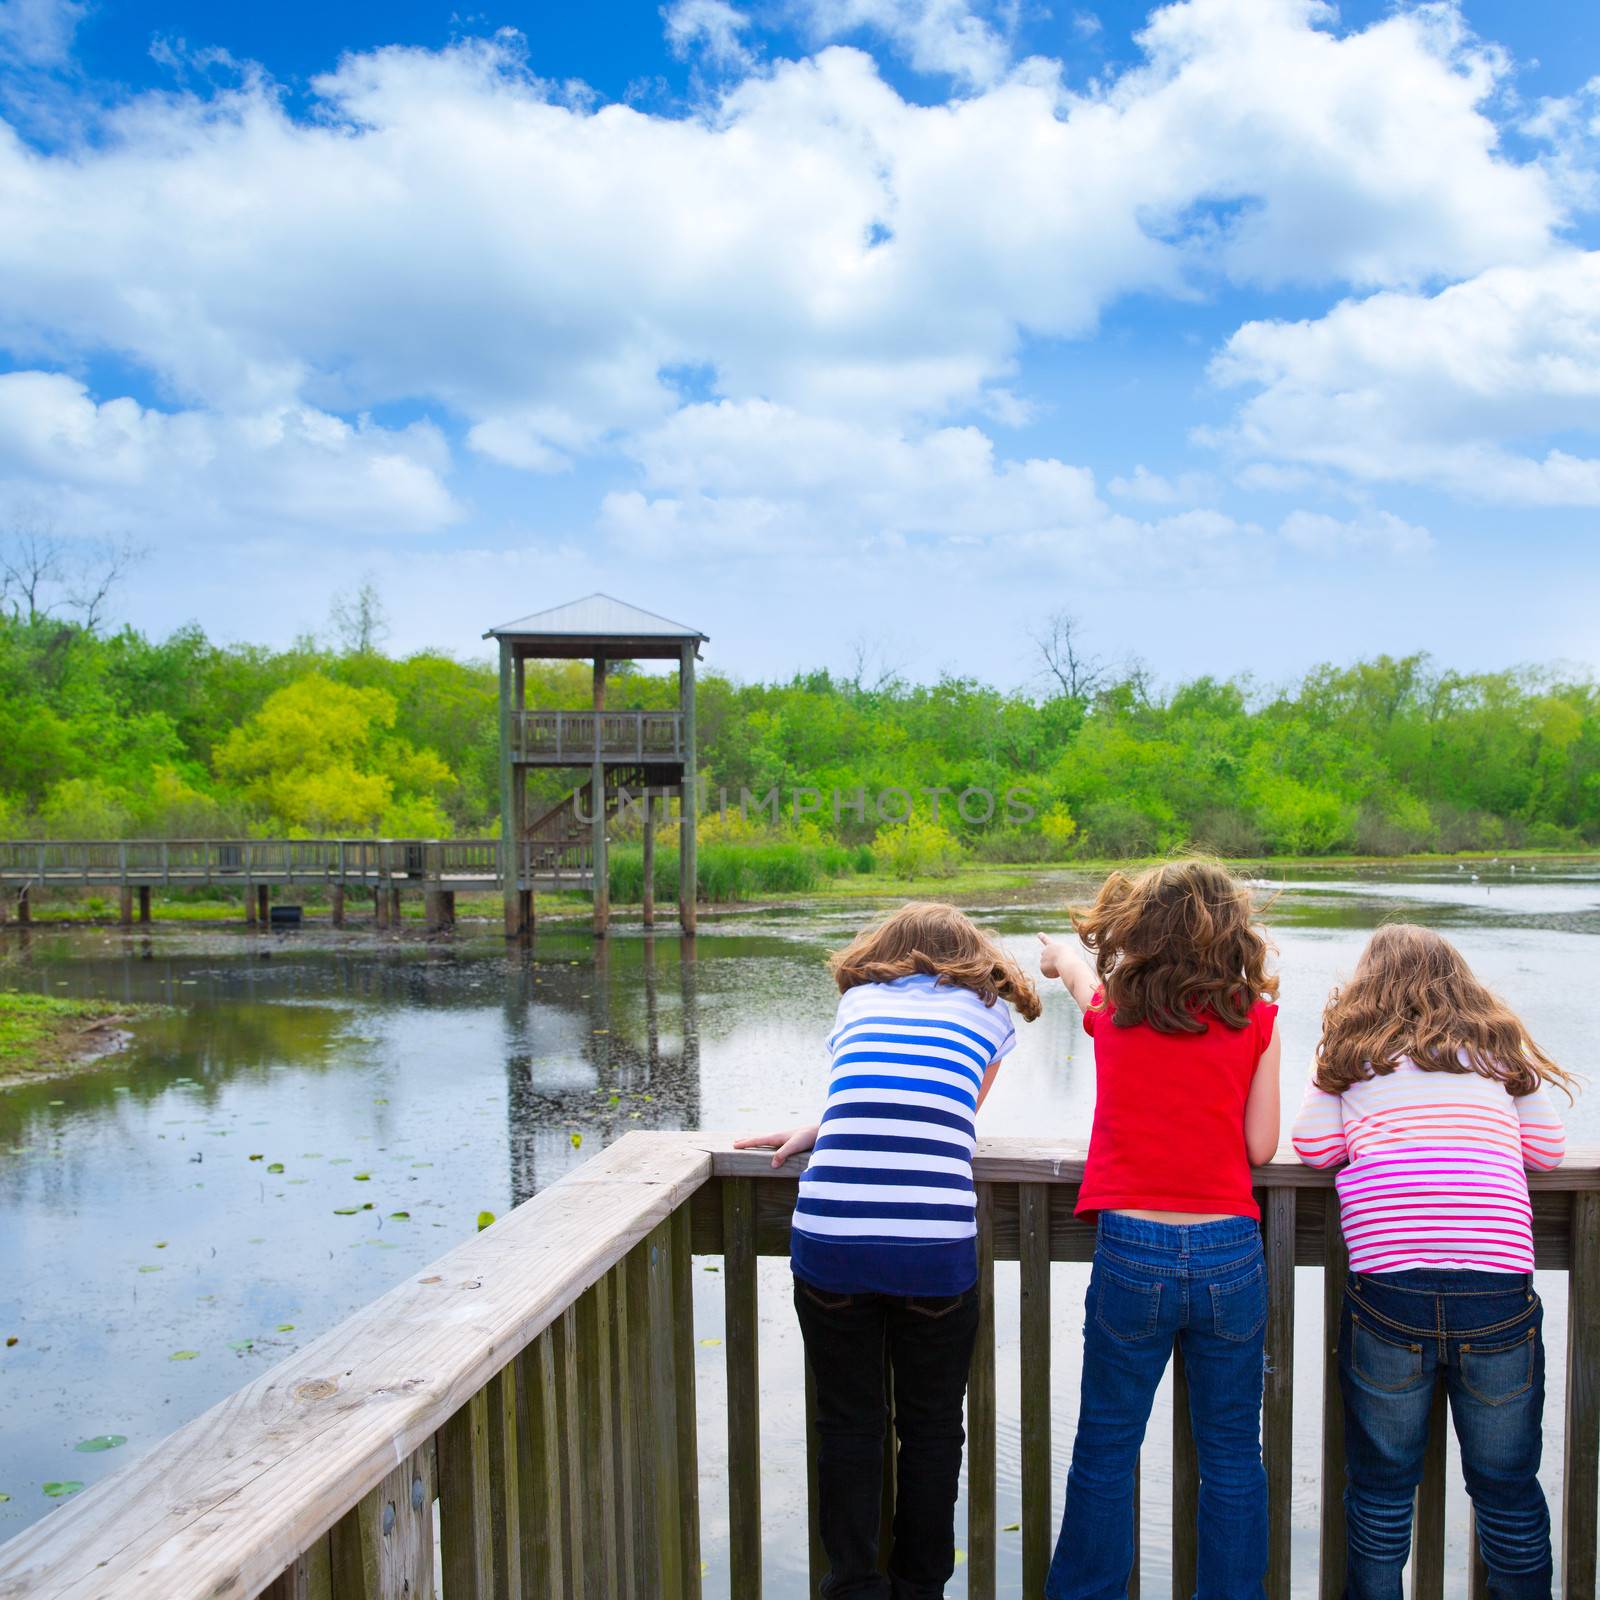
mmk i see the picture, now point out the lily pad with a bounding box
[73,1435,126,1454]
[476,1210,495,1231]
[227,1339,254,1352]
[353,1172,371,1181]
[0,1492,9,1502]
[169,1350,199,1361]
[388,1211,410,1220]
[333,1206,362,1215]
[266,1163,284,1174]
[275,1323,295,1332]
[42,1481,83,1498]
[569,1133,583,1149]
[248,1153,264,1161]
[137,1265,162,1274]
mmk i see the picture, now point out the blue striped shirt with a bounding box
[790,973,1017,1296]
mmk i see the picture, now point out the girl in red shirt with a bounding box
[1038,859,1281,1600]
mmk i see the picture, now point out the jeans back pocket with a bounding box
[1350,1315,1427,1392]
[1094,1261,1162,1343]
[1460,1327,1536,1406]
[1210,1262,1268,1343]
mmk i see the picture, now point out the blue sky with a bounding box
[0,0,1597,688]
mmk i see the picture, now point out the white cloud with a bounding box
[662,0,757,72]
[599,397,1265,572]
[0,0,85,66]
[790,0,1014,89]
[0,371,459,536]
[1108,464,1218,504]
[1279,509,1432,558]
[1209,250,1600,505]
[0,3,1560,443]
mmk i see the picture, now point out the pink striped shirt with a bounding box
[1292,1057,1565,1274]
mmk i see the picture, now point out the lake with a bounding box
[2,860,1597,1595]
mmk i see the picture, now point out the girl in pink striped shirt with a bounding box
[1294,924,1574,1600]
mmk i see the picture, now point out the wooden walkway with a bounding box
[0,839,596,928]
[0,1134,1594,1599]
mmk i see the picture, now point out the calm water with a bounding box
[2,861,1597,1596]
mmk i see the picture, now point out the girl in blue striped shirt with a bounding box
[738,902,1040,1599]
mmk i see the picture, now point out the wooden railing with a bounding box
[0,1136,1593,1600]
[513,709,684,763]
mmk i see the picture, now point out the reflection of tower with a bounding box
[505,931,703,1204]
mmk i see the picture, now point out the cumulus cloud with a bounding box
[598,396,1269,574]
[662,0,757,72]
[790,0,1014,88]
[1279,509,1432,558]
[0,2,1561,440]
[1209,250,1600,505]
[0,371,459,535]
[0,0,85,66]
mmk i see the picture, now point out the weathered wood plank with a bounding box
[1319,1206,1349,1600]
[487,1364,521,1599]
[1130,1457,1140,1600]
[260,1536,331,1600]
[1173,1345,1198,1600]
[0,1134,711,1600]
[1564,1190,1600,1599]
[609,1262,638,1593]
[723,1178,762,1597]
[647,1221,685,1600]
[438,1388,492,1599]
[513,1335,563,1599]
[1468,1508,1488,1600]
[577,1276,617,1597]
[555,1305,587,1600]
[328,1447,434,1600]
[1262,1186,1295,1600]
[1019,1183,1052,1597]
[626,1241,659,1592]
[967,1184,997,1600]
[671,1201,703,1600]
[1410,1378,1446,1600]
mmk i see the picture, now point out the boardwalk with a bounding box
[0,1135,1594,1599]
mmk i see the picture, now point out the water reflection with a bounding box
[504,935,702,1202]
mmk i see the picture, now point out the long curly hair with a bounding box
[1070,858,1276,1034]
[1315,922,1574,1098]
[830,901,1042,1021]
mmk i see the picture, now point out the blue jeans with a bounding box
[1339,1270,1550,1599]
[1046,1214,1269,1600]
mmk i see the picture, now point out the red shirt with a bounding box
[1076,994,1278,1220]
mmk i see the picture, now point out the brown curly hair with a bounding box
[829,901,1042,1022]
[1315,923,1574,1098]
[1070,858,1277,1034]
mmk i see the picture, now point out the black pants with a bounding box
[793,1275,981,1599]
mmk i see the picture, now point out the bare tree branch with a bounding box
[0,511,144,631]
[1030,610,1105,700]
[68,537,148,632]
[330,575,391,654]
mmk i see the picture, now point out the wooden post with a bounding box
[723,1179,761,1595]
[592,656,609,938]
[519,888,533,933]
[968,1184,997,1599]
[1019,1184,1052,1597]
[119,885,134,926]
[499,637,519,938]
[1263,1187,1294,1599]
[387,886,402,929]
[425,890,454,932]
[678,643,697,935]
[331,885,345,928]
[246,880,258,925]
[138,885,151,924]
[257,884,269,924]
[1565,1190,1600,1598]
[1320,1204,1349,1600]
[374,885,387,928]
[1411,1379,1447,1600]
[642,792,656,927]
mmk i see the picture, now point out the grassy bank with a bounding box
[0,993,149,1089]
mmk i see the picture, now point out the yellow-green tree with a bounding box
[213,675,455,835]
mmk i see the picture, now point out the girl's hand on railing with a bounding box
[733,1125,820,1169]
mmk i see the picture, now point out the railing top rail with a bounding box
[0,1133,709,1600]
[706,1137,1600,1189]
